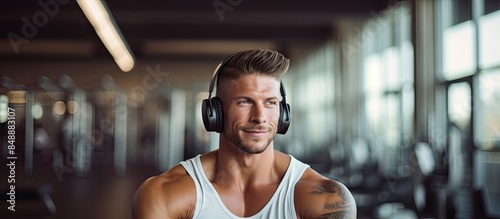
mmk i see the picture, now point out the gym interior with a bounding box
[1,0,499,218]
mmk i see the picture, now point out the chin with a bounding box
[236,139,272,154]
[237,145,268,154]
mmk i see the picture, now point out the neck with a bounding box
[215,138,278,190]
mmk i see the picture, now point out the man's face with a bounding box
[219,74,281,154]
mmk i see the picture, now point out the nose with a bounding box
[250,103,267,124]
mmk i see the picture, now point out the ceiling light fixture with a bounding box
[77,0,135,72]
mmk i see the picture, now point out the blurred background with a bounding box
[0,0,499,218]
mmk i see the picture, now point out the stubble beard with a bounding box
[224,128,277,154]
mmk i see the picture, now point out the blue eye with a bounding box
[266,100,278,105]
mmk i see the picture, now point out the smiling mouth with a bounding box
[244,129,267,132]
[242,128,269,136]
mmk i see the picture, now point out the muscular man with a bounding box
[133,49,356,219]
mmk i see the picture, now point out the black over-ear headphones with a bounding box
[201,55,291,134]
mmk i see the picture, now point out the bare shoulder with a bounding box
[295,168,356,219]
[132,164,196,219]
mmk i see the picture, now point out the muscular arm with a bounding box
[132,167,196,219]
[310,180,356,219]
[295,170,356,219]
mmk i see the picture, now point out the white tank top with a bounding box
[180,154,309,219]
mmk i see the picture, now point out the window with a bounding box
[360,2,414,173]
[442,20,476,80]
[448,82,472,129]
[479,69,500,149]
[287,42,336,153]
[479,10,500,69]
[437,0,500,217]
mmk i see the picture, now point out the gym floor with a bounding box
[0,163,159,219]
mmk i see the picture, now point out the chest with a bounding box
[212,183,280,217]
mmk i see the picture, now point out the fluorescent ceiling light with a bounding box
[77,0,135,72]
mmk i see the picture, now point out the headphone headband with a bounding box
[207,54,288,104]
[207,54,235,100]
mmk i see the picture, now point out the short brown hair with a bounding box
[216,49,290,92]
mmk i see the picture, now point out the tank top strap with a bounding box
[180,155,205,219]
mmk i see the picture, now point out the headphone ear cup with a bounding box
[201,97,224,132]
[277,101,291,134]
[212,97,224,133]
[202,98,215,132]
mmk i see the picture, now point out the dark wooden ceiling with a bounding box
[0,0,391,61]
